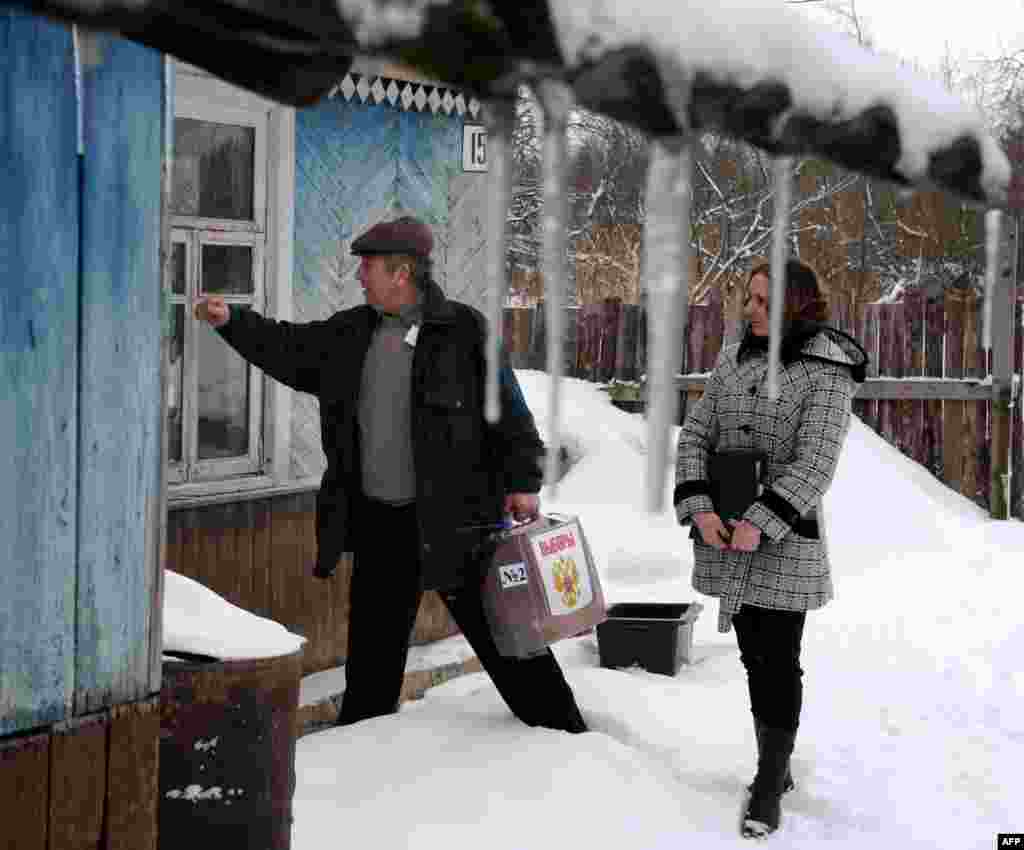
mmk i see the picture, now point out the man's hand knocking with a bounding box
[193,296,231,328]
[504,493,540,523]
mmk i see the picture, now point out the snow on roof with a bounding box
[548,0,1010,202]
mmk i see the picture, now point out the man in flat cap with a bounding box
[194,216,587,733]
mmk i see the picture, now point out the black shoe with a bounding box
[741,790,781,839]
[741,726,796,840]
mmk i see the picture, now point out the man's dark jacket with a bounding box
[217,279,545,590]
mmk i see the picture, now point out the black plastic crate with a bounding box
[596,602,703,676]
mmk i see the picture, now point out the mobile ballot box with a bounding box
[480,514,606,658]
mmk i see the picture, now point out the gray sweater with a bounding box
[357,302,422,503]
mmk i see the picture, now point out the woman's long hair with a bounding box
[747,259,830,326]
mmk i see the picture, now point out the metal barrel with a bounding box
[159,648,303,850]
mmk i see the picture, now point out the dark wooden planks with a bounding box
[49,714,109,850]
[2,698,160,850]
[104,698,159,850]
[0,732,50,850]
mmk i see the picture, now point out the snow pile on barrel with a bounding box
[164,570,305,661]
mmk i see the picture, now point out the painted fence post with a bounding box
[1013,297,1024,519]
[989,214,1019,518]
[704,286,725,371]
[943,286,968,495]
[924,287,945,478]
[904,289,926,466]
[861,304,880,430]
[876,304,897,447]
[599,297,621,383]
[962,291,982,507]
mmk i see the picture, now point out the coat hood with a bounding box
[738,321,869,383]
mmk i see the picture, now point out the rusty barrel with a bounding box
[159,649,303,850]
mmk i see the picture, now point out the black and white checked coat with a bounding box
[674,324,868,632]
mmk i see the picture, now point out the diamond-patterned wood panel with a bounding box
[290,97,483,479]
[327,73,482,120]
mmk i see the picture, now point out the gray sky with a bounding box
[798,0,1024,70]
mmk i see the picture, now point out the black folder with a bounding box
[708,451,765,522]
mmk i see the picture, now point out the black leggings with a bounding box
[732,604,807,733]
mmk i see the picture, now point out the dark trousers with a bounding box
[732,604,807,733]
[337,497,587,733]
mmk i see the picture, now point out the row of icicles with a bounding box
[75,15,1007,518]
[481,83,1005,513]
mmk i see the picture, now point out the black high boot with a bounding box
[747,718,794,795]
[742,726,796,839]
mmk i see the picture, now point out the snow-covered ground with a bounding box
[165,370,1022,847]
[289,371,1022,849]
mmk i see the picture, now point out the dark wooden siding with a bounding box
[166,490,460,676]
[0,697,159,850]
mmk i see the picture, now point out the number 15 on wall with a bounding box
[463,124,488,172]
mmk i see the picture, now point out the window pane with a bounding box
[167,305,185,463]
[171,242,186,295]
[196,327,250,460]
[171,118,255,220]
[202,243,253,295]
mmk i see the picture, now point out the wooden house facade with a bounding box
[164,60,494,676]
[2,6,493,846]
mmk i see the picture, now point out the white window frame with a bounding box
[168,64,295,502]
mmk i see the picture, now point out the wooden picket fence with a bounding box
[503,293,1024,519]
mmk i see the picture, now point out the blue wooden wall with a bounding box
[290,97,469,478]
[0,9,164,735]
[294,100,459,316]
[76,28,164,715]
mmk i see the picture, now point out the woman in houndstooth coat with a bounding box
[674,259,868,839]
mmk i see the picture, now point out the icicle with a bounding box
[72,25,84,156]
[766,157,793,400]
[983,208,1002,352]
[483,100,515,424]
[536,80,573,494]
[643,137,694,513]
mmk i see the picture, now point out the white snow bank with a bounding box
[289,371,1023,850]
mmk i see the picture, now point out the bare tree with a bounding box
[506,3,994,314]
